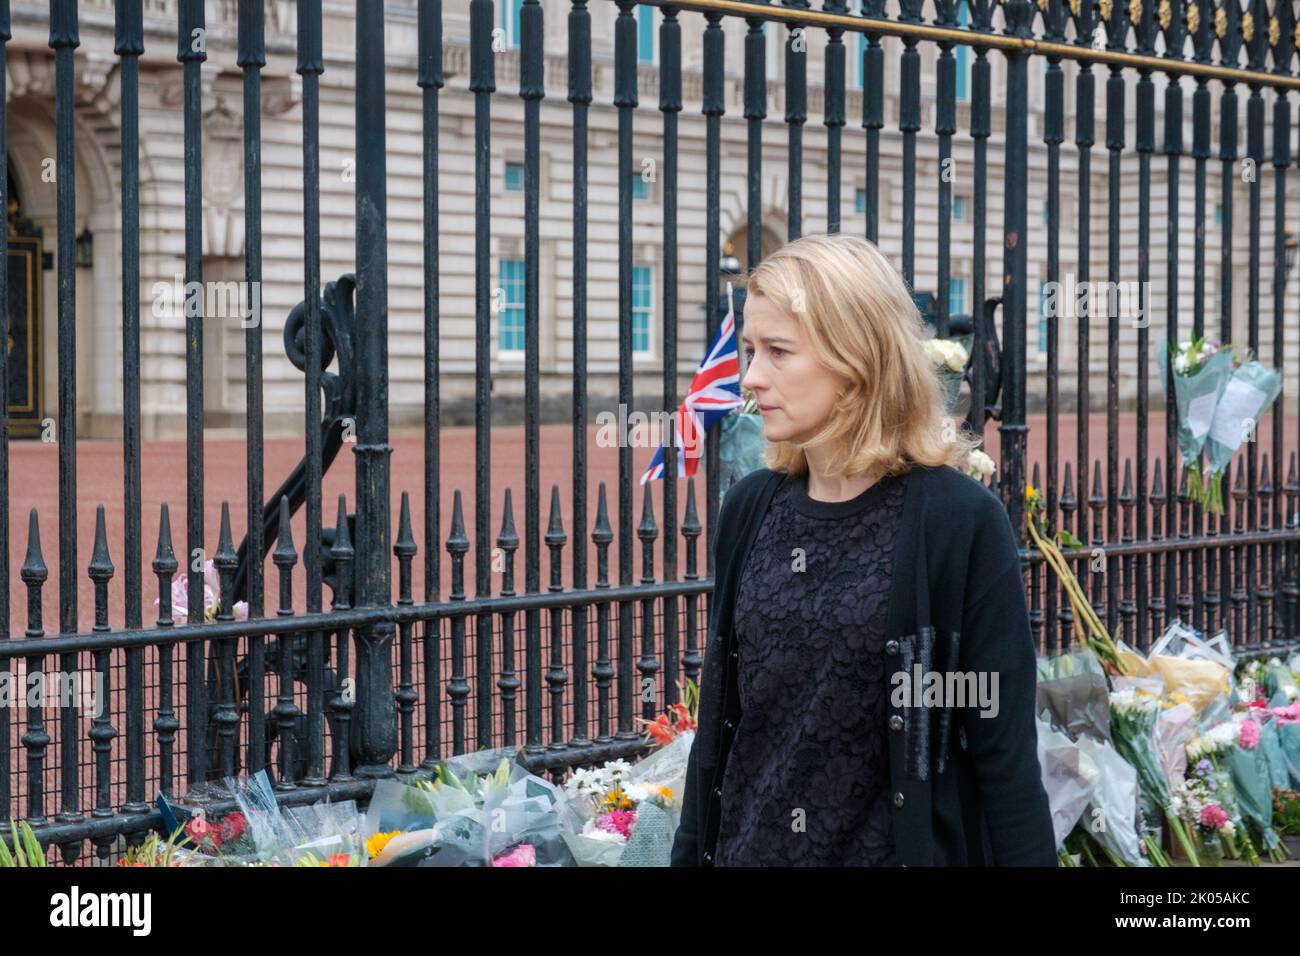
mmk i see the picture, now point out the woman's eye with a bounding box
[770,347,787,358]
[743,348,754,360]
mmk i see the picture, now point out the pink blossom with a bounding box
[1199,804,1229,830]
[155,559,250,624]
[1238,718,1260,750]
[597,809,637,840]
[491,844,536,867]
[1270,703,1300,724]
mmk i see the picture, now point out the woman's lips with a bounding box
[758,405,778,413]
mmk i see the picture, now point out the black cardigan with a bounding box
[670,463,1059,867]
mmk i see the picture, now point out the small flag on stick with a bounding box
[640,283,743,484]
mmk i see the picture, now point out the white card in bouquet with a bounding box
[1207,378,1268,448]
[1185,391,1218,440]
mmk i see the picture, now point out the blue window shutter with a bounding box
[638,6,656,63]
[632,265,653,353]
[500,259,526,352]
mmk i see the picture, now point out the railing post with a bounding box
[999,0,1031,546]
[351,0,396,778]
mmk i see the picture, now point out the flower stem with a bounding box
[1166,811,1200,867]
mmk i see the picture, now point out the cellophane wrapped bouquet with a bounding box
[362,749,573,867]
[560,730,694,867]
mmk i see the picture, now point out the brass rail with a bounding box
[641,0,1300,88]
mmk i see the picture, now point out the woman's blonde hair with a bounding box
[744,232,982,480]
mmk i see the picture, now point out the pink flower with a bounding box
[155,559,250,624]
[1199,804,1229,830]
[1238,718,1261,750]
[491,844,536,867]
[1271,703,1300,724]
[597,809,637,840]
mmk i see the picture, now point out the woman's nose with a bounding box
[741,359,765,393]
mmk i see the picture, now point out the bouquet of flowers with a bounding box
[155,558,250,624]
[1261,655,1300,706]
[719,389,768,500]
[180,808,257,862]
[634,679,698,746]
[923,336,969,414]
[1274,789,1300,837]
[1186,720,1260,864]
[1036,716,1100,856]
[1109,685,1200,865]
[1159,336,1234,506]
[157,768,367,866]
[1271,703,1300,787]
[1224,714,1289,863]
[1071,734,1153,866]
[1036,648,1112,745]
[363,749,572,867]
[966,448,996,483]
[1171,761,1237,865]
[117,827,198,868]
[561,731,693,867]
[1201,357,1282,514]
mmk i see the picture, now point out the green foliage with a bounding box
[0,819,47,867]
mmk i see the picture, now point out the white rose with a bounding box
[967,449,996,479]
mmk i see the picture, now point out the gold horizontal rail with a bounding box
[640,0,1300,90]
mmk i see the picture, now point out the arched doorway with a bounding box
[5,167,44,438]
[7,95,118,440]
[723,222,785,275]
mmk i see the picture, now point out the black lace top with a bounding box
[713,469,908,866]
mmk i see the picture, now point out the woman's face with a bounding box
[740,292,846,445]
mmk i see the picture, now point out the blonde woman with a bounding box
[670,234,1056,867]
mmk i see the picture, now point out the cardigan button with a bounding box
[888,715,903,732]
[724,719,734,731]
[893,791,905,808]
[885,639,900,656]
[714,787,723,798]
[703,852,713,863]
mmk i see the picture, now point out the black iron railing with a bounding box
[2,0,1300,864]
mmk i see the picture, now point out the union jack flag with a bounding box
[639,283,743,484]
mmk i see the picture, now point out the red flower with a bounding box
[184,815,212,846]
[217,811,246,846]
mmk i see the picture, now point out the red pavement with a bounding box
[5,409,1298,636]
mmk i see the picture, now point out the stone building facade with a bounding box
[1,0,1291,440]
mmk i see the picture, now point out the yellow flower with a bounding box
[366,830,401,859]
[600,787,635,812]
[658,786,674,803]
